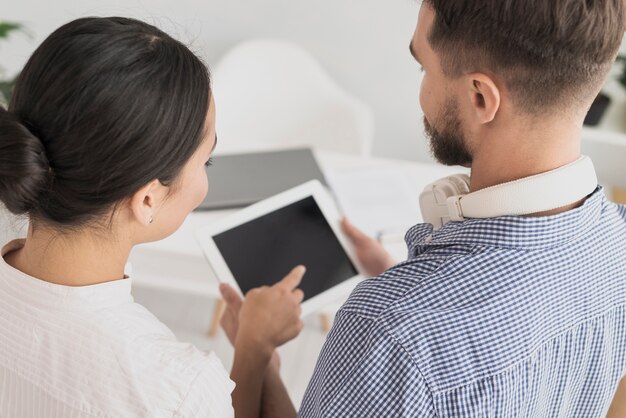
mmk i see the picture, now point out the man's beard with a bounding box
[424,98,473,167]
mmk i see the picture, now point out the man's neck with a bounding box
[4,225,131,287]
[468,119,585,216]
[469,119,582,190]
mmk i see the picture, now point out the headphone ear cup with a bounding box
[419,174,471,229]
[445,174,471,196]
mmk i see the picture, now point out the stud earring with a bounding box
[149,216,153,224]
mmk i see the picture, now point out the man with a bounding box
[221,0,626,416]
[296,0,626,416]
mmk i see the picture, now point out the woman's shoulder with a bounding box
[97,302,235,416]
[85,300,224,376]
[73,302,234,417]
[1,289,233,417]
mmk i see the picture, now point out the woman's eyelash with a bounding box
[204,157,213,167]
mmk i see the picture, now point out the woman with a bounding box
[0,16,307,418]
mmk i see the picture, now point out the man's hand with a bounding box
[607,375,626,418]
[342,218,397,277]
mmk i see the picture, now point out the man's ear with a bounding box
[129,179,163,226]
[466,73,501,125]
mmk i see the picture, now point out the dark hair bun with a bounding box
[4,17,210,227]
[0,107,51,215]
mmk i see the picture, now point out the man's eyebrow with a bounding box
[409,41,421,64]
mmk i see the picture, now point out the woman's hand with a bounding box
[228,267,305,418]
[342,218,397,277]
[224,266,305,361]
[219,283,281,370]
[218,284,241,346]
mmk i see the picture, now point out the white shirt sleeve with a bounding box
[174,351,235,418]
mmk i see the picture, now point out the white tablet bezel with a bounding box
[195,180,365,317]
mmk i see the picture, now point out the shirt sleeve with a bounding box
[174,351,235,418]
[298,311,436,417]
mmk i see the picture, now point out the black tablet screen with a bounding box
[213,196,358,300]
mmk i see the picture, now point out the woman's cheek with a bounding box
[194,168,209,208]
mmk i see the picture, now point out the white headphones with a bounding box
[419,156,598,230]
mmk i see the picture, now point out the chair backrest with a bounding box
[581,128,626,189]
[211,39,374,156]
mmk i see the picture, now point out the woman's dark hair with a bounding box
[0,17,210,228]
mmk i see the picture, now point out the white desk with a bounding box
[128,152,461,299]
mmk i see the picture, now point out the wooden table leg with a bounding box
[613,187,626,204]
[319,313,332,333]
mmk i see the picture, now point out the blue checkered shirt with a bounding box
[299,187,626,417]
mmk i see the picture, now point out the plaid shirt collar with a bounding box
[406,186,604,254]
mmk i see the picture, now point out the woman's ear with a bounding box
[129,179,163,226]
[466,73,501,125]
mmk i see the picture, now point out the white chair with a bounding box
[205,40,374,334]
[211,39,374,156]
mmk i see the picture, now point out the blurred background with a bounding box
[2,0,433,162]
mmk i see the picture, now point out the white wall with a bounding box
[2,0,433,162]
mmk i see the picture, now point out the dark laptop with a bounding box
[196,148,328,210]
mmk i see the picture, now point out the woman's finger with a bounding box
[219,283,243,310]
[276,265,306,291]
[293,288,305,303]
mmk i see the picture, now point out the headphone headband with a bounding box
[420,156,598,229]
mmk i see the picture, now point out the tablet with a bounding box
[196,180,365,316]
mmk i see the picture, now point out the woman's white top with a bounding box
[0,239,234,418]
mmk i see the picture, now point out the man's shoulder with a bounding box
[337,223,626,393]
[340,244,491,320]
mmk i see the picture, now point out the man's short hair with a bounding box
[425,0,626,114]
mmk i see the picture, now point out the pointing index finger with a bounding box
[276,265,306,291]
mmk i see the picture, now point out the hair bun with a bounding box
[0,107,52,215]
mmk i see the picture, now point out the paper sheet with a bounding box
[326,163,464,243]
[326,167,423,239]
